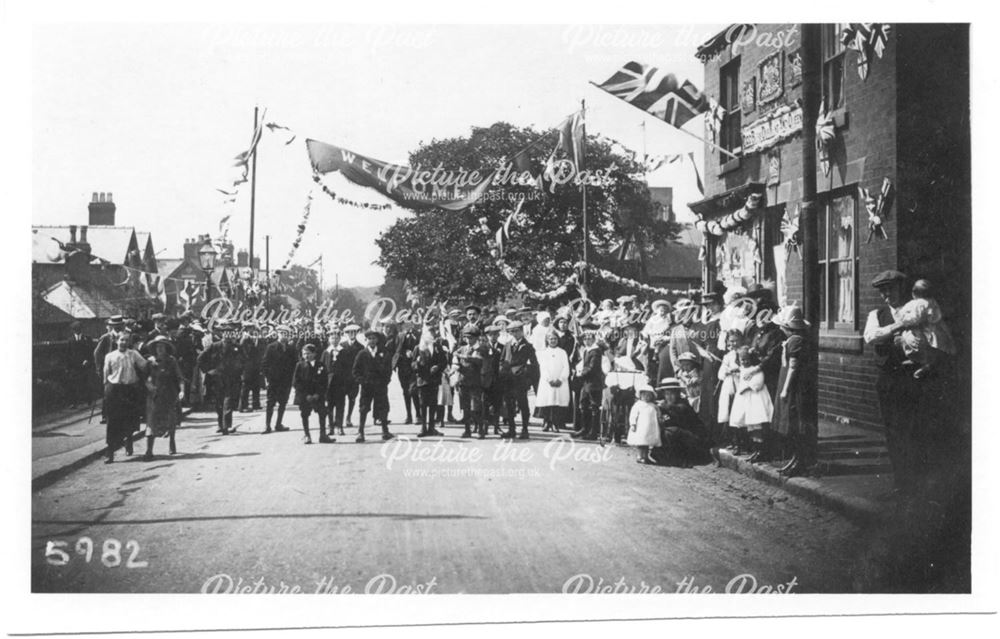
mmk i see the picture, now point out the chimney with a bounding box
[88,191,116,226]
[251,257,260,271]
[79,225,88,243]
[183,237,204,264]
[237,249,248,268]
[69,225,77,243]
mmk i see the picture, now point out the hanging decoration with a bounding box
[311,173,394,210]
[579,262,696,297]
[283,188,314,269]
[840,24,891,81]
[705,97,726,144]
[781,205,801,256]
[497,261,581,301]
[861,178,894,243]
[816,100,836,177]
[264,122,297,145]
[693,193,764,236]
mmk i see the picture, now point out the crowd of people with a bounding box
[76,271,956,482]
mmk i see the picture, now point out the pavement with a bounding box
[715,419,895,525]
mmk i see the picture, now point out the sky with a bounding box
[32,23,724,287]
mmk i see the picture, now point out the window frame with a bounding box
[820,23,848,111]
[817,189,859,332]
[718,57,742,167]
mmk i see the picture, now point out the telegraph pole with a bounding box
[800,24,821,437]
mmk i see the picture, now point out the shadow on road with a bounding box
[34,512,489,527]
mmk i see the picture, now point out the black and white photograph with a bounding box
[5,0,996,635]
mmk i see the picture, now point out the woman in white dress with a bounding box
[535,330,570,432]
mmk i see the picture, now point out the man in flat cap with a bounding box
[481,323,505,436]
[352,329,395,442]
[571,322,606,440]
[340,324,364,427]
[197,323,245,435]
[499,320,538,439]
[863,269,947,495]
[93,315,126,422]
[262,326,298,433]
[454,324,487,438]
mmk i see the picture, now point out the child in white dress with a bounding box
[716,330,746,451]
[728,347,774,460]
[890,279,957,379]
[627,384,661,464]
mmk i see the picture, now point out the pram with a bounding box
[602,370,645,444]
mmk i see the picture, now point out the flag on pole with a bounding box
[233,108,267,167]
[558,111,585,167]
[595,62,710,129]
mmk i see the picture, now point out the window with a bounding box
[817,191,857,330]
[821,23,847,110]
[719,58,741,166]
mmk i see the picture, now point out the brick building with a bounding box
[689,24,970,429]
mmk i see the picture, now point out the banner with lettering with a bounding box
[306,139,495,212]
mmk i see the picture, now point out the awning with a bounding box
[688,182,766,218]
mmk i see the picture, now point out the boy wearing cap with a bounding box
[454,325,486,438]
[352,330,395,442]
[262,328,298,433]
[481,324,505,436]
[414,320,449,437]
[499,321,538,439]
[570,324,605,441]
[340,324,364,427]
[292,344,332,444]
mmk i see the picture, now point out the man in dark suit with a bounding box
[571,323,605,441]
[238,331,264,412]
[388,321,420,425]
[293,343,332,444]
[173,313,200,407]
[499,321,537,440]
[340,324,364,427]
[197,324,245,435]
[321,326,352,437]
[481,324,505,437]
[352,329,395,443]
[261,327,299,433]
[65,321,94,408]
[413,319,448,437]
[139,313,171,356]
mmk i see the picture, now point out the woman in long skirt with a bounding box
[772,306,814,476]
[144,336,185,459]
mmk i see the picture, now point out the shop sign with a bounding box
[741,103,803,154]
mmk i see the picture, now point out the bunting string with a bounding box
[311,173,394,210]
[283,188,314,270]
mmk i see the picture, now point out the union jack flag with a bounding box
[840,24,891,81]
[595,61,710,129]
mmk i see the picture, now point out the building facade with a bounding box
[690,24,970,430]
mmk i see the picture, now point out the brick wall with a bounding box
[700,24,902,430]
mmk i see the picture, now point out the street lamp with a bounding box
[199,242,218,306]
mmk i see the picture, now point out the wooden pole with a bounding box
[264,234,270,305]
[800,23,821,438]
[249,106,258,282]
[581,99,588,292]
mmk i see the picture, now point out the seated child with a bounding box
[675,352,703,413]
[890,279,957,379]
[654,377,709,467]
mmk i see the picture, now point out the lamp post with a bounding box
[199,242,218,310]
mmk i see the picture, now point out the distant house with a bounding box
[645,241,703,292]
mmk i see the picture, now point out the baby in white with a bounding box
[890,279,956,378]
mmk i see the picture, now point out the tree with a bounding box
[375,122,680,304]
